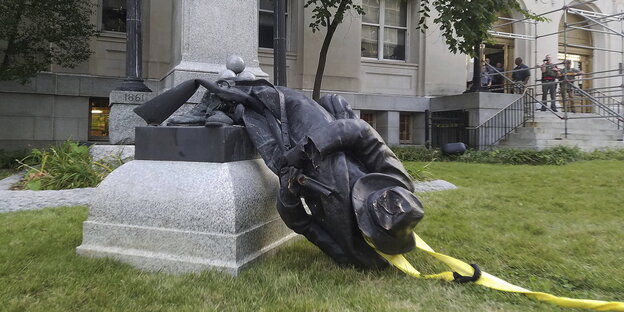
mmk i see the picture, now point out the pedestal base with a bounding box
[76,159,295,275]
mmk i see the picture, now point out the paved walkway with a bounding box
[0,172,94,213]
[0,172,457,214]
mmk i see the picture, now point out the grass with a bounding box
[1,161,623,311]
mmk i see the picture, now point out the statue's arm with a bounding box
[306,119,413,191]
[276,189,351,265]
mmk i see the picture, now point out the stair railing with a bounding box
[584,87,624,130]
[466,88,533,150]
[569,84,624,129]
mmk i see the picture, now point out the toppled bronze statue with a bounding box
[134,58,424,269]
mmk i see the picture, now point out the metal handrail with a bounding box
[574,84,624,130]
[466,88,533,150]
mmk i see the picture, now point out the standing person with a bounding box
[511,57,530,94]
[540,54,560,111]
[480,64,492,89]
[559,60,583,113]
[491,62,505,93]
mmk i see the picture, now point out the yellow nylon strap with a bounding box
[376,233,624,311]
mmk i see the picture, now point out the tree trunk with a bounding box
[312,0,349,101]
[312,23,339,101]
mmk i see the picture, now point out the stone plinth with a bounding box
[108,90,156,144]
[134,126,258,162]
[77,159,294,275]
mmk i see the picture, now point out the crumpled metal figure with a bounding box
[135,79,425,269]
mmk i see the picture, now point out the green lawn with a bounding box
[1,161,623,311]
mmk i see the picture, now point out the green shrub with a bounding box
[582,148,624,161]
[17,142,123,190]
[0,149,30,169]
[391,146,441,162]
[392,145,585,165]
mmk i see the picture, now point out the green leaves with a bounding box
[0,0,97,83]
[304,0,365,33]
[16,141,124,190]
[417,0,544,56]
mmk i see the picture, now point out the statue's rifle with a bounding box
[296,174,337,197]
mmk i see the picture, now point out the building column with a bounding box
[376,111,400,146]
[163,0,268,93]
[118,0,151,92]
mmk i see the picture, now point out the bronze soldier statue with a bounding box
[134,76,424,269]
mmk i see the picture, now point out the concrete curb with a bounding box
[0,188,95,213]
[0,172,24,191]
[0,175,457,214]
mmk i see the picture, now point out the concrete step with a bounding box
[498,138,624,151]
[506,131,623,142]
[524,121,622,130]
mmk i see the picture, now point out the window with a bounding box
[101,0,127,33]
[259,0,288,49]
[399,113,412,144]
[361,0,408,61]
[360,111,377,129]
[89,98,110,141]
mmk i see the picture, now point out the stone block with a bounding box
[109,104,147,144]
[110,90,156,105]
[35,73,57,94]
[77,159,296,275]
[53,118,83,141]
[0,117,35,140]
[79,76,124,98]
[90,145,135,162]
[54,96,89,118]
[34,117,54,140]
[0,93,54,117]
[56,75,81,96]
[135,126,258,162]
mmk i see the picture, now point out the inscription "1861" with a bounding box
[124,93,147,103]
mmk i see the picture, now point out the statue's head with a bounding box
[352,173,424,255]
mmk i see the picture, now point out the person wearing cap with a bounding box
[558,60,583,113]
[540,54,560,111]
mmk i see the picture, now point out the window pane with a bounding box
[383,28,405,60]
[361,25,379,58]
[260,0,288,12]
[89,98,110,140]
[260,0,274,11]
[259,11,274,48]
[360,112,377,129]
[102,0,126,32]
[385,0,407,27]
[362,0,380,24]
[400,113,411,142]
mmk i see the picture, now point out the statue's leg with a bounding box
[317,94,358,120]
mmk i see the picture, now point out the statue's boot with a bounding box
[167,100,209,126]
[205,111,234,127]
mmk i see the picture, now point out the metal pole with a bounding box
[467,42,486,92]
[273,0,287,86]
[118,0,151,92]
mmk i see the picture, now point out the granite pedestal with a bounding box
[77,125,296,275]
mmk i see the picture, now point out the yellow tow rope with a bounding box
[376,233,624,311]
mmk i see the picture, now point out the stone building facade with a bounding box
[0,0,622,150]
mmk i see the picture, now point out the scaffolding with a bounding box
[484,0,624,139]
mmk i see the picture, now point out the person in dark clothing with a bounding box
[134,78,425,269]
[511,57,530,94]
[491,62,505,93]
